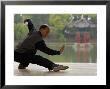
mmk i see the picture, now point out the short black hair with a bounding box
[39,24,49,31]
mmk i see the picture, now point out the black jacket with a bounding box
[15,31,60,55]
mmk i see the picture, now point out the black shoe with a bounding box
[18,64,26,69]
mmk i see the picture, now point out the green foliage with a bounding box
[14,23,28,40]
[49,14,70,30]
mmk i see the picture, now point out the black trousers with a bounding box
[14,51,56,70]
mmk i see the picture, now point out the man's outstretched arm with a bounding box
[35,40,61,55]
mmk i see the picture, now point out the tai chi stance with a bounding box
[14,19,69,72]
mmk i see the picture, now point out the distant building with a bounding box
[63,15,97,43]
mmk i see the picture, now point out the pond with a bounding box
[36,43,97,63]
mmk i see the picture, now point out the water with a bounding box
[37,43,97,63]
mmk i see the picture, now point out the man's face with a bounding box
[41,27,50,38]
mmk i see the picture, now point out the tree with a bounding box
[14,23,28,41]
[49,14,70,31]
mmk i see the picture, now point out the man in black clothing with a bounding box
[14,20,69,72]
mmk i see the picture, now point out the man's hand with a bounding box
[60,45,65,54]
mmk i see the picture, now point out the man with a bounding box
[14,19,69,72]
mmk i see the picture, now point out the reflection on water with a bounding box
[37,43,97,63]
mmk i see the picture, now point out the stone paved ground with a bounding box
[14,62,97,76]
